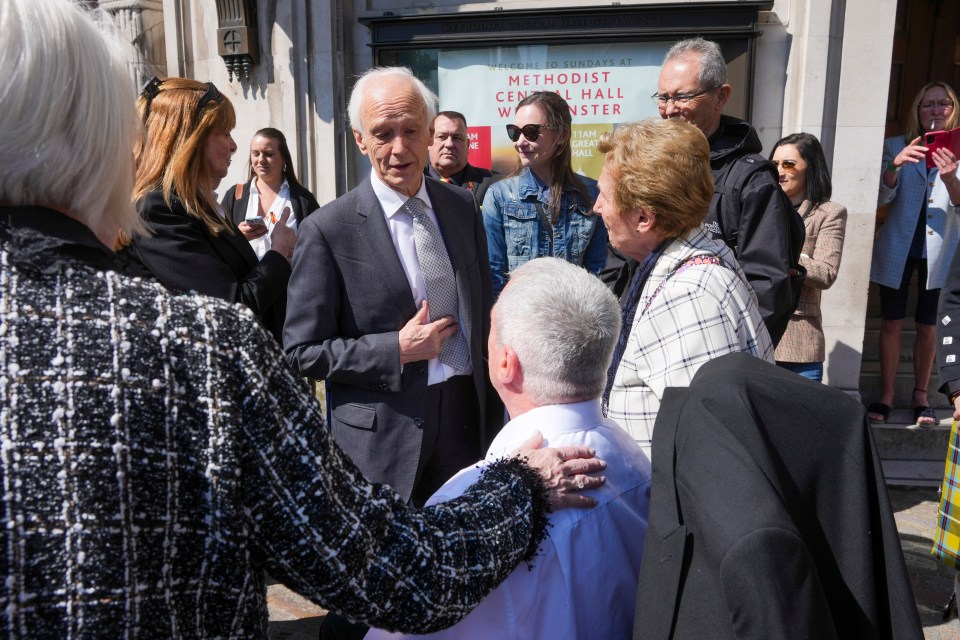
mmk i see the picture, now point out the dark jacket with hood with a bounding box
[603,115,803,347]
[703,115,804,346]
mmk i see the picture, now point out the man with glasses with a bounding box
[607,37,802,347]
[425,111,499,205]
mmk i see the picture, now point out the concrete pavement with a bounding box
[265,486,960,639]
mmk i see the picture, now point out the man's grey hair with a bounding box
[347,66,438,134]
[494,258,621,405]
[664,37,727,89]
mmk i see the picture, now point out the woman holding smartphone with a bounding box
[868,81,960,425]
[128,79,295,342]
[221,127,320,259]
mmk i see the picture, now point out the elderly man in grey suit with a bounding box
[284,66,497,510]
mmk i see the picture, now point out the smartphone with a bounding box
[925,127,960,168]
[244,215,265,226]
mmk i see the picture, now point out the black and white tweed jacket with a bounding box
[0,206,549,639]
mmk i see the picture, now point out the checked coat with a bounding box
[606,226,773,456]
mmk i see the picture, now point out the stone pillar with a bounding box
[100,1,167,87]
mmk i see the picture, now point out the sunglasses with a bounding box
[771,159,800,173]
[139,76,223,120]
[506,123,552,142]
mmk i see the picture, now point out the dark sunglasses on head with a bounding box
[139,76,223,120]
[771,159,799,173]
[506,123,552,142]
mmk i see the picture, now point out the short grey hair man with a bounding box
[663,37,727,91]
[366,256,652,640]
[346,66,438,134]
[494,257,621,405]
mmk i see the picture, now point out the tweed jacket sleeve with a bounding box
[798,200,847,292]
[0,209,551,637]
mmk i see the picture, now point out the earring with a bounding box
[283,164,288,172]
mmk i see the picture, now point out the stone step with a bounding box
[858,369,950,409]
[873,419,951,487]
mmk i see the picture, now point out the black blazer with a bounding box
[635,353,922,640]
[129,191,291,341]
[219,179,320,227]
[283,176,497,502]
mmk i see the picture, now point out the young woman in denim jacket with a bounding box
[482,91,606,298]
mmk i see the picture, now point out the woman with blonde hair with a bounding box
[596,118,772,455]
[128,77,295,340]
[868,81,960,425]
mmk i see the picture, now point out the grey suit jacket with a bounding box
[283,176,495,501]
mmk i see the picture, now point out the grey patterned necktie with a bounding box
[405,197,471,371]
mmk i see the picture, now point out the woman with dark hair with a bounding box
[482,91,607,298]
[127,81,296,341]
[868,81,960,424]
[220,127,320,258]
[769,133,848,382]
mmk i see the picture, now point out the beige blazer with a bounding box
[774,199,848,363]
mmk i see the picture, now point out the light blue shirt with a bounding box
[365,399,652,640]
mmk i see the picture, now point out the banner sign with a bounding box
[439,43,667,179]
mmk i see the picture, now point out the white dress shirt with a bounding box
[365,399,652,640]
[243,178,295,259]
[370,172,471,384]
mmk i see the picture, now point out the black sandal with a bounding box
[867,402,891,423]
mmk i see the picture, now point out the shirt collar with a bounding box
[486,399,606,458]
[371,170,433,219]
[250,178,289,195]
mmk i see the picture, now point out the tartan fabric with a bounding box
[774,199,848,363]
[606,226,774,456]
[933,418,960,569]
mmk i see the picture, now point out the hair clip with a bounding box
[139,76,162,121]
[140,76,162,102]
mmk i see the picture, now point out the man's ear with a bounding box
[497,345,524,393]
[714,84,732,111]
[352,128,368,156]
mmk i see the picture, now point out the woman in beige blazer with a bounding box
[770,133,848,382]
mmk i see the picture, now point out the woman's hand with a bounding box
[932,147,960,183]
[514,431,606,510]
[891,136,928,170]
[239,219,268,240]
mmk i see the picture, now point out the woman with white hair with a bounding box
[0,0,604,636]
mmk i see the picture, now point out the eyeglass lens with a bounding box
[506,124,546,142]
[772,159,798,172]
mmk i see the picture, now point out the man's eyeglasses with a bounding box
[771,159,800,173]
[506,123,552,142]
[651,86,721,107]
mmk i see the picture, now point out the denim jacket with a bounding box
[482,167,605,297]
